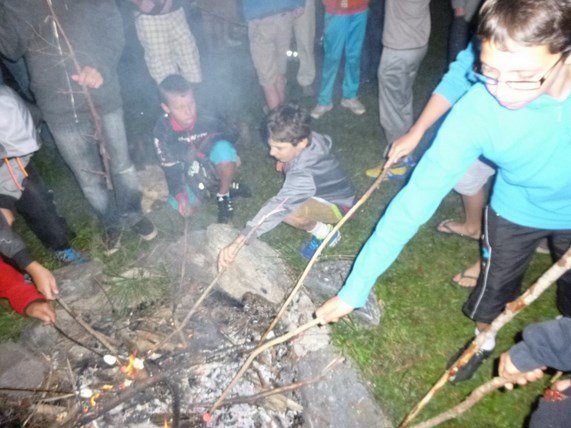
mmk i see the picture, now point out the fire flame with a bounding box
[102,384,114,391]
[163,416,170,428]
[89,392,101,407]
[120,352,144,378]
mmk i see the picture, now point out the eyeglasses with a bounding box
[473,55,564,90]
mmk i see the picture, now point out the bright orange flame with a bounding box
[102,384,114,391]
[89,392,101,407]
[121,352,138,378]
[163,416,170,428]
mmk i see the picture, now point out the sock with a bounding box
[217,192,229,199]
[475,327,496,351]
[309,222,330,240]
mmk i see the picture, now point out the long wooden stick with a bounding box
[205,317,323,419]
[400,246,571,427]
[260,168,389,342]
[411,377,509,428]
[148,203,286,354]
[56,297,118,355]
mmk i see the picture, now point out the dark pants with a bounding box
[464,207,571,323]
[0,165,73,251]
[530,387,571,428]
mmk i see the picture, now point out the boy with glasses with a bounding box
[317,0,571,382]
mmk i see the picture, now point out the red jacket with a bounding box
[0,258,45,315]
[323,0,368,15]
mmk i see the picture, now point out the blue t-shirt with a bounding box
[338,84,571,308]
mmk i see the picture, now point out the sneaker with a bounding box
[131,217,157,241]
[310,104,333,120]
[300,228,341,260]
[103,228,122,256]
[217,195,234,223]
[229,181,251,198]
[54,248,89,264]
[387,156,416,181]
[365,165,383,178]
[448,339,493,384]
[340,98,366,115]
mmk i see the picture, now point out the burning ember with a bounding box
[121,352,145,378]
[89,392,101,407]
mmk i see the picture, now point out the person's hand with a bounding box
[26,261,58,300]
[71,66,104,89]
[217,236,245,271]
[386,128,423,169]
[498,352,545,390]
[276,161,285,173]
[25,301,56,325]
[175,192,193,217]
[315,296,354,324]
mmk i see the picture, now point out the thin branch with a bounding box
[55,297,119,356]
[260,168,389,342]
[411,377,509,428]
[205,317,323,419]
[400,246,571,427]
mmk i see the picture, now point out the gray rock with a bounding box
[304,260,382,326]
[0,342,48,397]
[297,347,392,428]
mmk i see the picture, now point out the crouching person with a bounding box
[154,75,248,223]
[218,103,355,269]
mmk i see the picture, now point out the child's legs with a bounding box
[284,198,342,231]
[317,14,348,106]
[552,230,571,317]
[209,140,238,194]
[463,207,547,326]
[342,11,367,100]
[15,165,73,251]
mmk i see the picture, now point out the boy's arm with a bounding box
[153,135,186,197]
[241,168,317,240]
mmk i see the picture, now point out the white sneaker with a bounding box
[310,104,333,119]
[340,98,366,115]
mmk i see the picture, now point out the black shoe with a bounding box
[131,217,157,241]
[103,228,122,256]
[229,181,251,198]
[448,339,493,384]
[217,195,234,223]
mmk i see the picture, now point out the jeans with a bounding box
[46,108,143,229]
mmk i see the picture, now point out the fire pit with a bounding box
[0,225,389,427]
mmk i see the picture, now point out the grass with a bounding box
[0,0,560,425]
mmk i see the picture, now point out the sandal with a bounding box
[437,219,480,240]
[451,269,478,289]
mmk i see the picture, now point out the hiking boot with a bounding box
[229,181,251,198]
[131,217,157,241]
[340,98,366,115]
[448,339,493,384]
[217,195,234,223]
[54,248,89,264]
[310,104,333,119]
[103,228,122,256]
[300,228,341,260]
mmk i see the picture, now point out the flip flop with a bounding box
[437,219,480,240]
[451,270,478,289]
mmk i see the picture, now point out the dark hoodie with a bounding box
[0,0,125,124]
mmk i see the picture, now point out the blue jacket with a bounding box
[338,84,571,308]
[242,0,303,21]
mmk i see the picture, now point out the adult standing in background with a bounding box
[293,0,317,97]
[449,0,482,61]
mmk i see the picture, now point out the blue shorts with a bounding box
[209,140,237,165]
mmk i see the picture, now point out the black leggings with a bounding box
[0,164,73,251]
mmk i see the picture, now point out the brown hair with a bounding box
[478,0,571,54]
[158,74,192,104]
[266,103,312,146]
